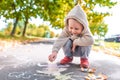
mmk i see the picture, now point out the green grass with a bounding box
[92,41,120,58]
[104,42,120,51]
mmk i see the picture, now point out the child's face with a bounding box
[68,19,83,35]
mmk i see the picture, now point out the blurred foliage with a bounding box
[4,22,13,35]
[50,31,55,38]
[37,27,45,37]
[1,22,57,38]
[78,0,117,37]
[0,0,117,37]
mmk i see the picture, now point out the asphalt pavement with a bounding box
[0,41,120,80]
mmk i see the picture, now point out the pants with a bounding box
[62,39,91,59]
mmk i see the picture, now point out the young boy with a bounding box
[48,4,94,68]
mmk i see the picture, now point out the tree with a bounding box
[35,0,74,29]
[76,0,117,36]
[0,0,117,37]
[33,0,117,37]
[0,0,24,36]
[0,0,39,36]
[21,0,39,36]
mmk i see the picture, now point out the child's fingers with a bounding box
[49,54,56,62]
[48,55,53,62]
[72,46,75,53]
[72,43,76,53]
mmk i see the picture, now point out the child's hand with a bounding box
[48,51,57,62]
[72,43,76,53]
[70,35,78,40]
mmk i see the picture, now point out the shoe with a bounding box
[80,58,89,68]
[60,56,73,64]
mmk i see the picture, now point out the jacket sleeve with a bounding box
[52,27,70,53]
[73,33,94,46]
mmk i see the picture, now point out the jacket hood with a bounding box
[65,4,89,34]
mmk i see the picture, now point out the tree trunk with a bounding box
[10,17,19,36]
[22,17,28,37]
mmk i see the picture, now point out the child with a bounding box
[48,4,94,68]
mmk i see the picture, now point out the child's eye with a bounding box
[69,27,73,29]
[75,28,79,30]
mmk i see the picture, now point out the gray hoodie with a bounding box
[52,4,94,53]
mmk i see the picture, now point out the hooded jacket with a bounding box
[52,4,94,53]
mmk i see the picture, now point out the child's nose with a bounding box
[72,29,76,34]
